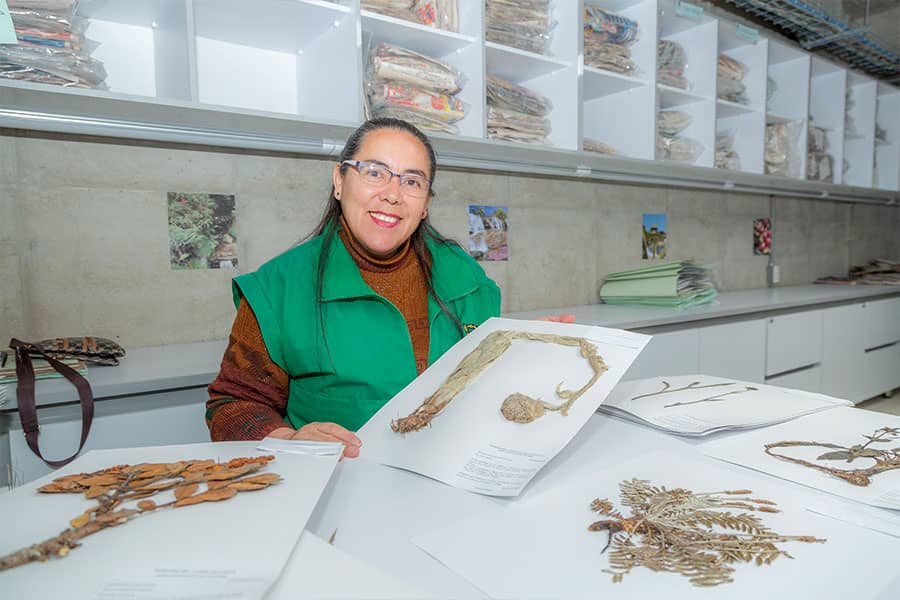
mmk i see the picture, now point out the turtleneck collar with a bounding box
[338,215,413,273]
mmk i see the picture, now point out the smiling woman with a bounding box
[205,118,502,457]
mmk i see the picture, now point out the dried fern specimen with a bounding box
[0,455,280,571]
[589,478,825,587]
[765,426,900,486]
[391,330,607,433]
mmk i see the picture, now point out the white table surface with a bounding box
[302,411,900,598]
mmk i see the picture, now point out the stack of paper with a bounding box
[599,375,852,437]
[0,348,88,384]
[600,261,717,307]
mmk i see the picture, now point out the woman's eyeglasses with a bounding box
[341,160,431,198]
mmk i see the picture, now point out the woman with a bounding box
[205,118,501,457]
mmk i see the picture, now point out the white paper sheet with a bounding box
[599,374,852,436]
[0,441,339,599]
[413,452,900,600]
[358,317,650,496]
[267,531,431,599]
[807,500,900,539]
[257,437,343,456]
[702,406,900,510]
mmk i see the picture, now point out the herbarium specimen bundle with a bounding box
[588,478,825,587]
[0,455,280,571]
[391,330,607,433]
[765,426,900,486]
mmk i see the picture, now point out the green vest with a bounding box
[232,230,501,432]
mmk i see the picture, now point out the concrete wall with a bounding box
[1,132,898,348]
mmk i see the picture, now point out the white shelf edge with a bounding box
[584,66,647,86]
[658,84,711,104]
[716,98,758,115]
[361,10,476,44]
[303,0,352,14]
[766,112,800,124]
[485,42,570,68]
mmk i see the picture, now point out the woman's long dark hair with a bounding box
[306,118,464,352]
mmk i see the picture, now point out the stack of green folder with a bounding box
[600,261,718,307]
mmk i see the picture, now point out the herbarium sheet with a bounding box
[0,442,339,599]
[412,451,900,599]
[357,317,650,496]
[702,406,900,510]
[600,374,852,436]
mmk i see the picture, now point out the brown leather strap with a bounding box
[10,338,94,468]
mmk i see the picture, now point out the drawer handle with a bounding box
[766,363,820,380]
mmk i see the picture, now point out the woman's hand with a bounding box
[536,314,576,323]
[292,422,362,458]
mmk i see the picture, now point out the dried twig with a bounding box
[589,479,825,587]
[0,456,280,571]
[663,386,758,409]
[765,426,900,486]
[391,330,607,433]
[630,380,734,401]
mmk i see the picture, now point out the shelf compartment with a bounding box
[584,67,647,100]
[658,84,707,108]
[717,111,765,174]
[584,85,654,160]
[78,0,191,100]
[193,0,358,122]
[486,43,570,80]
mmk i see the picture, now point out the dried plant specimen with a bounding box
[0,456,280,571]
[630,380,757,409]
[391,330,607,433]
[765,426,900,487]
[589,478,825,587]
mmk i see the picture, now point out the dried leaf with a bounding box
[174,486,238,507]
[816,451,853,461]
[174,484,199,500]
[227,481,267,491]
[137,500,157,512]
[84,486,108,499]
[78,474,121,487]
[205,465,256,481]
[185,460,216,472]
[69,512,91,528]
[240,473,281,485]
[141,479,180,492]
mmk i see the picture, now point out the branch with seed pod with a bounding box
[0,455,281,572]
[589,478,825,587]
[764,426,900,487]
[391,330,608,433]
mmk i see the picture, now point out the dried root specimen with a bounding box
[765,426,900,487]
[0,455,280,571]
[630,379,757,409]
[391,330,607,432]
[589,478,825,587]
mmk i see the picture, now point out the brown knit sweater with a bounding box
[206,224,430,441]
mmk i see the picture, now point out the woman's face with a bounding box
[333,128,432,258]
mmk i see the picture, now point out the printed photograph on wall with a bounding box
[468,205,509,261]
[168,193,238,270]
[642,213,668,259]
[753,218,771,255]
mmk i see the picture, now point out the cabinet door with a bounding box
[864,297,900,350]
[765,311,823,376]
[698,319,766,383]
[821,303,868,403]
[861,343,900,402]
[765,365,822,394]
[622,329,699,381]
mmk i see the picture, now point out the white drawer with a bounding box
[698,319,766,383]
[864,297,900,350]
[765,364,822,394]
[621,329,699,381]
[765,311,823,376]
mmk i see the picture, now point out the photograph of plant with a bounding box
[468,204,508,261]
[168,192,238,269]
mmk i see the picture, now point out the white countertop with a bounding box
[2,284,897,411]
[506,284,900,330]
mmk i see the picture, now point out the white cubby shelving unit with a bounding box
[656,0,716,168]
[0,0,896,200]
[808,56,847,184]
[581,0,657,160]
[715,21,765,174]
[875,83,900,191]
[766,39,809,180]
